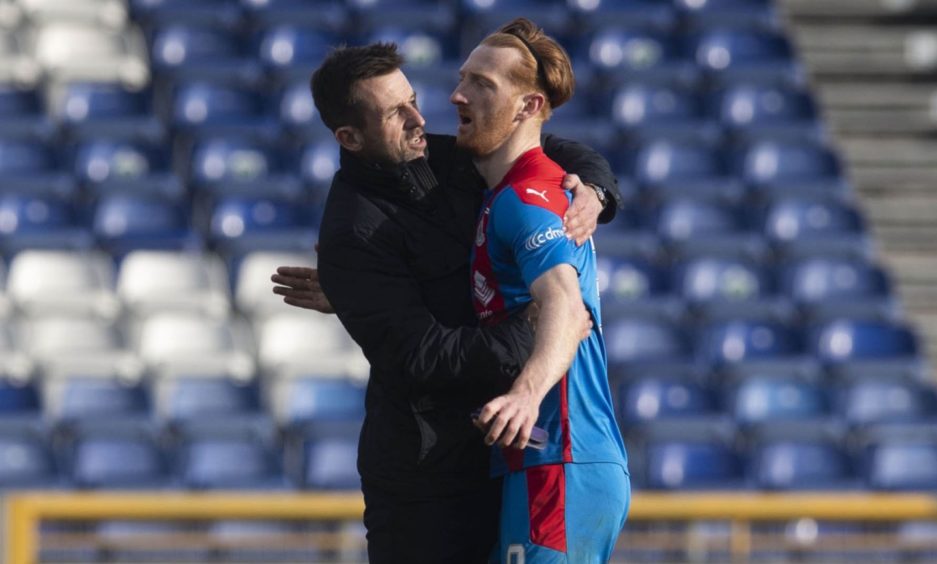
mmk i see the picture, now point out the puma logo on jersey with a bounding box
[525,188,549,202]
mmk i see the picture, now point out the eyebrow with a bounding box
[385,92,418,118]
[460,69,496,87]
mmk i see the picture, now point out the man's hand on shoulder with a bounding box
[271,266,335,314]
[562,173,603,246]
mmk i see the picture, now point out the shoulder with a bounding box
[501,182,568,219]
[319,173,395,250]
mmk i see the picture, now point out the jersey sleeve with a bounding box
[491,189,578,288]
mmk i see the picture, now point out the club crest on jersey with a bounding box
[473,271,495,306]
[476,208,489,247]
[524,227,565,251]
[525,188,549,203]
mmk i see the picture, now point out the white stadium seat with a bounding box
[135,312,255,379]
[256,312,368,380]
[117,251,231,319]
[7,250,120,319]
[235,250,316,320]
[28,22,148,87]
[17,0,127,28]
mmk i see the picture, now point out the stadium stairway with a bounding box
[779,0,937,370]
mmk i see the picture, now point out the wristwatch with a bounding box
[586,182,608,209]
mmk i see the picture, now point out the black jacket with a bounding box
[317,133,619,497]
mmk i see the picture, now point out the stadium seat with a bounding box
[209,196,319,255]
[55,82,164,142]
[461,0,570,56]
[645,438,743,490]
[727,375,828,425]
[49,377,150,424]
[178,435,285,489]
[298,140,341,201]
[780,257,896,320]
[610,85,718,145]
[734,141,848,198]
[210,520,319,562]
[170,82,279,142]
[69,429,168,488]
[651,198,765,257]
[569,0,676,31]
[117,251,231,319]
[240,0,348,31]
[865,439,937,491]
[16,0,127,27]
[353,0,456,36]
[0,194,93,255]
[130,0,242,29]
[691,28,800,86]
[157,377,261,423]
[709,84,821,143]
[190,137,300,199]
[258,25,336,83]
[0,430,58,487]
[0,28,41,85]
[152,24,261,85]
[235,250,316,320]
[0,377,40,417]
[761,198,870,259]
[597,255,683,321]
[410,78,458,136]
[618,376,716,423]
[366,28,454,82]
[676,0,778,29]
[625,140,740,201]
[92,194,200,257]
[672,256,788,320]
[0,138,74,197]
[256,313,368,379]
[275,80,331,141]
[750,439,852,490]
[73,139,181,200]
[29,22,149,88]
[298,426,360,490]
[835,378,937,427]
[0,84,54,140]
[7,251,117,318]
[696,319,801,368]
[135,312,255,377]
[809,319,919,366]
[95,520,211,562]
[272,377,366,425]
[604,318,689,372]
[17,316,133,376]
[583,28,698,86]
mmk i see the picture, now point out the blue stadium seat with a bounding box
[57,84,164,143]
[170,82,279,142]
[70,431,168,488]
[651,199,764,257]
[618,376,716,423]
[190,138,300,199]
[761,198,870,259]
[410,79,458,136]
[543,98,619,156]
[279,378,366,425]
[208,196,319,255]
[625,140,739,200]
[367,28,455,82]
[709,84,821,143]
[605,318,689,372]
[210,520,320,562]
[583,29,698,86]
[610,85,717,145]
[865,439,937,491]
[810,319,919,366]
[240,0,349,31]
[73,139,182,200]
[160,377,262,423]
[781,257,896,320]
[56,378,150,423]
[130,0,243,29]
[275,80,332,141]
[461,0,570,56]
[96,521,212,562]
[0,194,93,255]
[179,436,284,489]
[296,422,361,489]
[598,255,682,321]
[676,0,778,29]
[0,431,58,487]
[0,139,74,197]
[750,439,852,490]
[258,26,337,81]
[691,28,801,86]
[0,85,54,140]
[646,439,743,489]
[569,0,677,31]
[836,379,937,427]
[0,378,40,417]
[152,25,262,85]
[728,376,828,425]
[696,319,800,368]
[592,206,661,258]
[353,0,456,35]
[734,141,847,198]
[673,256,788,320]
[299,140,341,203]
[92,195,199,257]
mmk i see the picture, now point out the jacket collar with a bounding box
[338,148,438,202]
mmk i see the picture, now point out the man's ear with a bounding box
[517,93,546,121]
[335,126,364,152]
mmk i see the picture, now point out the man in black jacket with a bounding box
[270,42,620,563]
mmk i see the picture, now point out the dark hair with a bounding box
[310,42,404,131]
[481,18,574,119]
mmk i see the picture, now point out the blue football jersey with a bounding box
[470,147,628,476]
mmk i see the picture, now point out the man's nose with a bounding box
[449,88,466,105]
[405,105,426,128]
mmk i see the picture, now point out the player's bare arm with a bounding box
[474,263,590,449]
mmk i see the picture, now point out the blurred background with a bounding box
[1,0,937,562]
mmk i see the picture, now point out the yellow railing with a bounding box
[6,491,937,563]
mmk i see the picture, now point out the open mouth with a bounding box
[459,114,472,126]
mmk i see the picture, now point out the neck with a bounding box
[474,122,542,188]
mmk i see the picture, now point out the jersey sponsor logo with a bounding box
[525,188,549,203]
[473,271,495,306]
[524,227,565,251]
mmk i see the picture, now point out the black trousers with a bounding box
[362,478,502,564]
